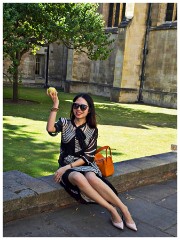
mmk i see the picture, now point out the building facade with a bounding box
[3,3,177,108]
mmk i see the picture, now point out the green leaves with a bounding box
[3,3,114,101]
[4,3,113,61]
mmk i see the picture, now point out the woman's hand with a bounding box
[54,165,70,183]
[49,91,59,108]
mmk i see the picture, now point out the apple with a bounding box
[47,87,57,96]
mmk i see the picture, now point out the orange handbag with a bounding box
[94,146,114,177]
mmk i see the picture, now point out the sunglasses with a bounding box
[72,103,88,111]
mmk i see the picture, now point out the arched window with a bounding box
[35,56,40,75]
[108,3,126,27]
[114,3,120,27]
[108,3,114,27]
[165,3,177,21]
[35,54,45,77]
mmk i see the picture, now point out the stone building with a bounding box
[3,3,177,108]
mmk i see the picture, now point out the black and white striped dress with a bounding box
[49,117,117,203]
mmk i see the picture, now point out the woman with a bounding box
[47,91,137,231]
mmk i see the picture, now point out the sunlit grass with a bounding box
[98,124,176,162]
[3,86,177,177]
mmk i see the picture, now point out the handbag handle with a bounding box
[95,146,112,158]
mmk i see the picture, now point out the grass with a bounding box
[3,86,177,178]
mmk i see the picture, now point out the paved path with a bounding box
[3,178,177,237]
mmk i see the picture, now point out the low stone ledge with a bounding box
[3,152,177,223]
[109,152,177,192]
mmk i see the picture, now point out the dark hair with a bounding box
[70,93,97,128]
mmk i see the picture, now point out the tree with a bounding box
[3,3,113,102]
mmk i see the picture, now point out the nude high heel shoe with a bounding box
[124,221,137,231]
[122,216,137,231]
[111,219,124,230]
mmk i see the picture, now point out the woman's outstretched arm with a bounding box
[46,90,59,133]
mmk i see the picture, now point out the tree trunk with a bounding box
[12,52,20,102]
[12,66,19,102]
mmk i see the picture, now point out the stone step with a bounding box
[3,152,177,223]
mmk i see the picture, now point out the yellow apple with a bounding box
[47,87,57,96]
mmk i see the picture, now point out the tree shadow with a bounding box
[4,100,177,130]
[3,122,60,178]
[3,89,177,129]
[95,102,177,129]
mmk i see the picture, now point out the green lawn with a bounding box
[3,86,177,178]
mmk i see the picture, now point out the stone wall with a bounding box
[65,3,148,104]
[115,3,148,103]
[65,3,177,108]
[65,32,119,97]
[48,43,68,88]
[20,52,36,81]
[3,43,68,88]
[142,27,177,108]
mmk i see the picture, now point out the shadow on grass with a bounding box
[3,122,59,178]
[95,103,177,129]
[3,86,177,129]
[4,100,177,130]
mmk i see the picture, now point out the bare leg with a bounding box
[68,171,122,223]
[84,172,135,224]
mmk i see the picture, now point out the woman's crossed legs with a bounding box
[68,171,135,225]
